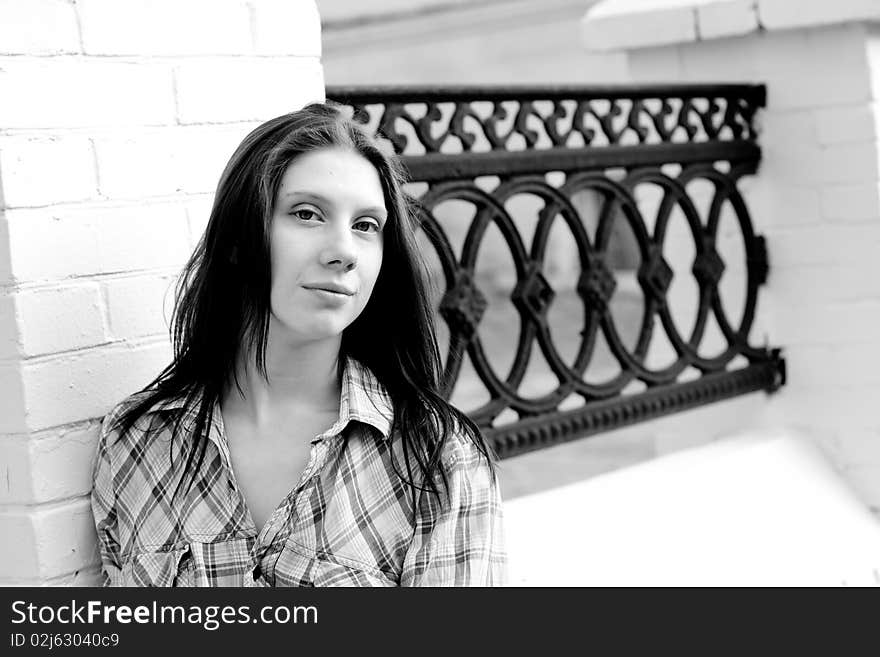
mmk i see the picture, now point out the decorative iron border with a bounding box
[327,85,784,460]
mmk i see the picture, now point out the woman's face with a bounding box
[268,146,387,345]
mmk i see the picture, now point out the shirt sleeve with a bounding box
[400,438,507,587]
[90,415,123,587]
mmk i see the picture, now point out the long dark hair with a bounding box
[112,102,496,507]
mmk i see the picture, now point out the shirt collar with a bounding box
[336,358,393,441]
[141,357,394,441]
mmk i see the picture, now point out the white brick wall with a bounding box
[0,61,177,130]
[6,341,172,434]
[93,128,259,198]
[0,424,101,505]
[0,219,12,283]
[814,104,879,145]
[0,362,26,432]
[696,0,758,41]
[585,0,880,514]
[582,0,699,51]
[14,284,109,357]
[758,0,880,31]
[0,291,19,357]
[175,59,325,124]
[104,275,176,340]
[0,0,80,55]
[0,498,97,581]
[0,0,324,585]
[583,0,880,51]
[78,0,252,56]
[0,136,99,208]
[5,204,192,281]
[253,0,322,56]
[820,183,880,222]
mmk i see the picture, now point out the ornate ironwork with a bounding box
[328,85,784,460]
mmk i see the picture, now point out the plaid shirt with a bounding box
[91,360,506,587]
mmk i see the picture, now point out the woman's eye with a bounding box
[293,208,320,221]
[353,219,381,233]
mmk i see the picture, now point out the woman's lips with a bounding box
[302,284,355,302]
[302,283,355,295]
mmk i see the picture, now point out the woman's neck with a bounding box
[223,325,342,428]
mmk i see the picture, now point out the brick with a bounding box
[581,1,697,52]
[0,423,100,504]
[758,142,823,187]
[78,0,251,56]
[0,60,175,130]
[869,32,880,100]
[0,497,96,579]
[820,141,880,185]
[697,0,759,41]
[2,439,42,503]
[5,204,191,282]
[761,139,879,186]
[93,132,186,199]
[770,385,880,433]
[772,300,880,345]
[0,291,20,358]
[5,208,98,282]
[90,205,189,273]
[185,196,215,248]
[252,0,322,56]
[175,58,324,124]
[0,136,98,208]
[0,0,80,55]
[0,362,26,432]
[759,110,817,148]
[104,275,175,340]
[756,24,871,110]
[767,264,880,305]
[15,284,109,357]
[814,104,879,145]
[764,225,880,268]
[749,182,821,230]
[782,343,880,388]
[820,183,880,222]
[318,0,456,23]
[94,126,259,198]
[0,217,11,283]
[679,34,759,81]
[758,0,880,31]
[19,341,172,431]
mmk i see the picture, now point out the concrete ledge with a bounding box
[582,0,880,51]
[504,429,880,585]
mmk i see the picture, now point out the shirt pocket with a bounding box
[188,536,254,587]
[273,542,398,587]
[311,557,398,587]
[119,545,196,587]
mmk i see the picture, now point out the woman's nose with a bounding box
[320,223,358,272]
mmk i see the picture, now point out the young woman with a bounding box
[91,103,506,587]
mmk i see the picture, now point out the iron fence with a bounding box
[327,85,785,459]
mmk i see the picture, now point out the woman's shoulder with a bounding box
[99,389,189,453]
[438,419,494,474]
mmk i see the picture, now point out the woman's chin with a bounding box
[273,318,351,345]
